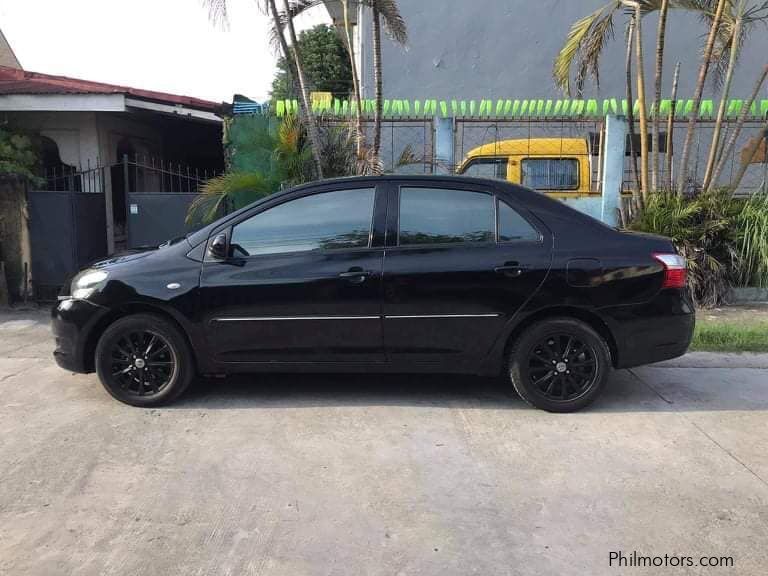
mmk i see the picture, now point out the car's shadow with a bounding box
[170,367,768,413]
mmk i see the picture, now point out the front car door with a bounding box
[381,181,552,368]
[199,184,386,364]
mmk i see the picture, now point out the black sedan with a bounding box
[52,176,694,412]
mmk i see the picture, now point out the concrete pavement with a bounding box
[1,309,767,575]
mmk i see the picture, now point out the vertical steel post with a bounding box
[601,115,628,226]
[434,116,454,174]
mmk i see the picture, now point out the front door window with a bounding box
[230,188,375,256]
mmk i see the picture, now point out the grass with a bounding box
[691,317,768,353]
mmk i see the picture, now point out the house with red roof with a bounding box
[0,32,229,300]
[0,64,225,256]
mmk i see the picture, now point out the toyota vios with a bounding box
[52,176,694,412]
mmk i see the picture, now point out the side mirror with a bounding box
[208,233,229,260]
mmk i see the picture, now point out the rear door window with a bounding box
[498,199,540,242]
[398,187,494,246]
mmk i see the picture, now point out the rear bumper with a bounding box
[602,289,695,369]
[51,298,109,373]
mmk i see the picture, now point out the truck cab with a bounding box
[457,138,593,196]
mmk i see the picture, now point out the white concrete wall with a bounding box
[9,111,102,172]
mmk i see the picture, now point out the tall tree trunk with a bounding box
[711,64,768,194]
[622,2,649,200]
[372,5,383,163]
[341,0,365,160]
[273,0,324,178]
[665,62,681,190]
[652,0,670,192]
[675,0,727,196]
[703,0,744,192]
[632,3,650,202]
[625,16,640,204]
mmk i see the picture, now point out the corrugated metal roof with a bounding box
[0,65,221,112]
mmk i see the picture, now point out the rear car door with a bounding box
[199,184,386,364]
[381,181,552,366]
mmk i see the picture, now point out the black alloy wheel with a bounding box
[108,330,177,397]
[96,314,194,407]
[508,318,610,412]
[527,334,598,402]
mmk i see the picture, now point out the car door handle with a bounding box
[339,268,372,283]
[495,264,527,277]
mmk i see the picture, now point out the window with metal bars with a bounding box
[521,158,579,190]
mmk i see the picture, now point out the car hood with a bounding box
[91,247,158,269]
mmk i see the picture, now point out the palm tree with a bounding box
[702,0,745,191]
[624,16,640,198]
[702,0,768,191]
[203,0,324,178]
[367,0,407,163]
[665,62,681,189]
[553,0,714,97]
[277,0,325,178]
[339,0,365,158]
[623,1,650,200]
[709,64,768,192]
[675,0,727,196]
[652,0,670,191]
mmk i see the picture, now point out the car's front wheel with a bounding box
[508,317,611,412]
[95,314,194,407]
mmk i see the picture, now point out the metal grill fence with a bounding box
[317,117,435,174]
[453,118,604,191]
[448,116,767,197]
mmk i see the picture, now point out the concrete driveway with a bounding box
[1,309,767,576]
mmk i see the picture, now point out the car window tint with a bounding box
[462,158,507,180]
[231,188,375,256]
[498,200,540,242]
[399,187,494,246]
[521,158,579,189]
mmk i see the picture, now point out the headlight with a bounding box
[71,270,109,299]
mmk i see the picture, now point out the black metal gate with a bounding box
[27,190,107,300]
[117,155,221,249]
[126,192,205,248]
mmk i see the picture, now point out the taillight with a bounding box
[653,253,687,289]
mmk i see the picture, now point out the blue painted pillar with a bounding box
[434,116,454,174]
[601,114,627,226]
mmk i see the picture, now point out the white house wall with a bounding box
[9,111,101,172]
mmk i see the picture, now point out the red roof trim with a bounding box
[0,65,221,112]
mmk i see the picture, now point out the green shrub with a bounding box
[627,189,740,307]
[736,192,768,288]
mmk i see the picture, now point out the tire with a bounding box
[95,314,195,407]
[508,317,611,413]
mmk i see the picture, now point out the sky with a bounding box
[0,0,330,103]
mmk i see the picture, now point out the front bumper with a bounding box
[51,298,109,373]
[602,289,696,369]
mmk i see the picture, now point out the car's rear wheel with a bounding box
[508,317,610,413]
[95,314,194,407]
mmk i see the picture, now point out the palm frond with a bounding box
[268,0,324,55]
[186,172,275,226]
[202,0,229,28]
[369,0,408,45]
[553,2,617,96]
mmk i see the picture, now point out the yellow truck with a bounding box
[457,138,595,197]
